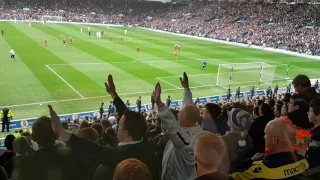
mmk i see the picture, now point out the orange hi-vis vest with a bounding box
[282,115,312,152]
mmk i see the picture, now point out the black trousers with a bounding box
[2,119,9,132]
[236,94,240,99]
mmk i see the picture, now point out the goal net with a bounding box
[40,15,65,22]
[216,62,279,89]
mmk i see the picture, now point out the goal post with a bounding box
[216,62,280,89]
[40,15,65,22]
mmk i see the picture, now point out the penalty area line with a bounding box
[156,77,181,89]
[1,84,223,108]
[46,65,85,99]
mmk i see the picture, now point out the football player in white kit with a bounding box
[124,29,127,35]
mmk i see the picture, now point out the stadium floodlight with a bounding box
[216,62,280,89]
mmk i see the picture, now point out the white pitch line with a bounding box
[0,87,184,108]
[46,65,85,99]
[156,77,181,89]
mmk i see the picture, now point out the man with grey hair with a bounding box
[154,72,202,180]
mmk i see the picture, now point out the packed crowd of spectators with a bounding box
[0,72,320,180]
[0,0,320,54]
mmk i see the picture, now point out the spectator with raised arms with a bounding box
[154,72,202,180]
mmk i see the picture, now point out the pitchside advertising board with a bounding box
[2,89,290,131]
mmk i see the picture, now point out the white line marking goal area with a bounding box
[45,65,85,99]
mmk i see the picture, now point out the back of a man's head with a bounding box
[80,120,90,129]
[194,131,225,170]
[101,119,110,130]
[13,136,30,155]
[91,123,102,137]
[122,110,147,141]
[265,119,296,154]
[78,127,99,143]
[178,105,201,127]
[204,103,221,119]
[114,158,152,180]
[292,75,311,93]
[32,116,57,148]
[4,134,15,151]
[259,103,272,117]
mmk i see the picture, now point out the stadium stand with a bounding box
[0,1,319,54]
[0,0,320,179]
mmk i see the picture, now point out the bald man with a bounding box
[155,72,203,180]
[194,132,230,180]
[231,119,310,180]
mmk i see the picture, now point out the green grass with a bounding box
[0,21,320,121]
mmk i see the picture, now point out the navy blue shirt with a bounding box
[203,61,206,67]
[227,90,231,98]
[99,105,104,113]
[315,81,319,89]
[236,88,240,95]
[250,87,254,95]
[136,99,141,107]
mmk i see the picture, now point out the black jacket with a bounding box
[69,96,159,180]
[69,135,158,180]
[305,126,320,168]
[12,147,86,180]
[304,87,320,101]
[248,116,272,155]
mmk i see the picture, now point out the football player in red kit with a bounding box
[136,47,140,53]
[110,36,112,42]
[63,38,66,46]
[44,38,48,46]
[69,36,73,45]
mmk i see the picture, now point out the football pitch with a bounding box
[0,22,319,120]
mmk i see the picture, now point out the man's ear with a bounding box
[294,105,300,110]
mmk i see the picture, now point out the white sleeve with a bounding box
[158,105,191,149]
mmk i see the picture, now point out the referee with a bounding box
[1,29,4,36]
[10,48,16,61]
[0,107,13,132]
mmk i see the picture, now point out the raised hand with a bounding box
[154,82,164,108]
[104,74,118,99]
[180,72,189,88]
[48,105,72,141]
[48,105,62,134]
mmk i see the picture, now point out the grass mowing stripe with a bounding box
[35,23,179,89]
[4,23,84,100]
[13,23,106,98]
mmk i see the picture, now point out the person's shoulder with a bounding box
[311,126,320,140]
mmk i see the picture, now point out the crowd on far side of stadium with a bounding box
[0,0,319,55]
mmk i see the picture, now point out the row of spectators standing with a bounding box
[0,73,319,180]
